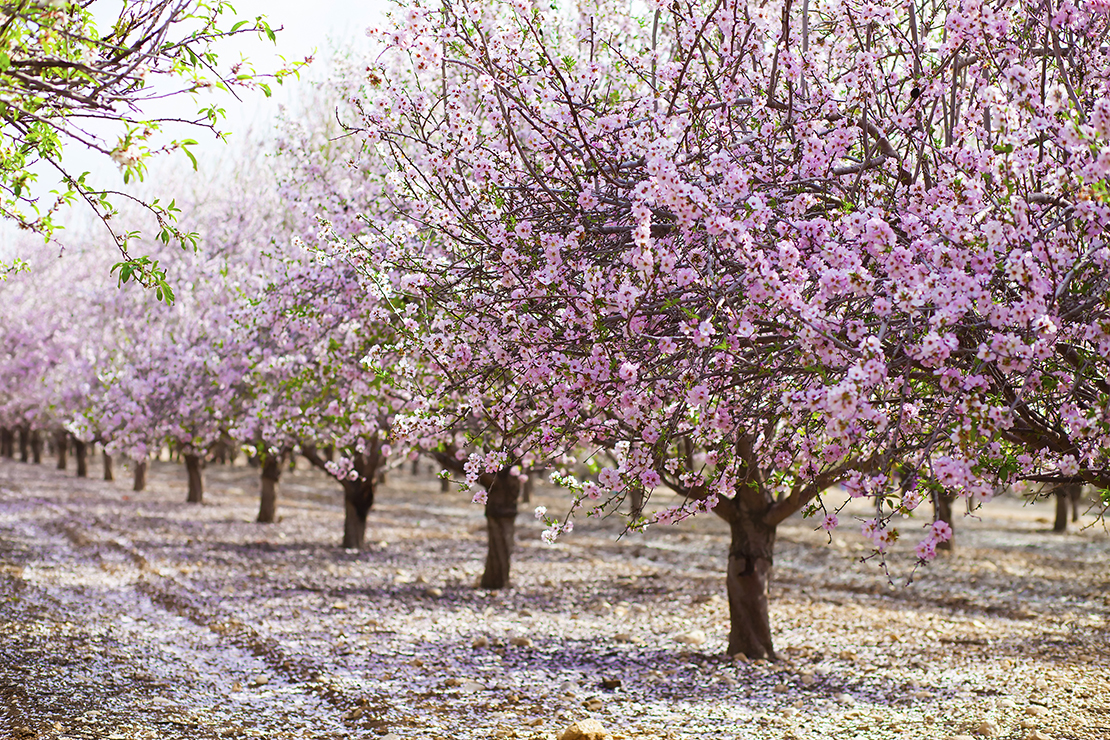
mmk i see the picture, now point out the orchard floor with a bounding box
[0,457,1108,740]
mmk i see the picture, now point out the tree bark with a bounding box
[521,474,533,504]
[18,426,29,462]
[103,452,114,481]
[133,460,148,492]
[479,469,521,590]
[341,478,375,549]
[1054,483,1081,532]
[184,454,204,504]
[257,454,281,523]
[935,492,956,551]
[0,428,11,458]
[74,438,88,478]
[54,430,68,470]
[724,516,777,660]
[30,431,42,464]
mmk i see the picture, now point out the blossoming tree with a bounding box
[344,0,1110,659]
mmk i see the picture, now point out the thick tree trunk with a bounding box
[133,460,148,492]
[18,427,29,462]
[0,428,11,458]
[935,493,956,551]
[521,474,533,504]
[54,430,68,470]
[103,452,114,481]
[74,438,88,478]
[30,431,42,464]
[341,478,375,549]
[725,516,777,660]
[257,454,281,523]
[480,470,520,590]
[184,454,204,504]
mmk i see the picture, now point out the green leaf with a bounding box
[0,53,10,71]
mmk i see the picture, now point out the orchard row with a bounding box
[3,0,1110,660]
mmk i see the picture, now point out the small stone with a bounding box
[674,629,707,646]
[510,636,533,647]
[799,672,816,686]
[614,633,634,643]
[410,658,424,668]
[1024,732,1052,740]
[458,680,485,693]
[558,719,611,740]
[944,736,975,740]
[519,610,532,617]
[248,675,269,687]
[560,680,580,695]
[425,587,443,597]
[526,718,544,727]
[583,697,604,711]
[445,677,462,687]
[731,652,750,663]
[835,693,855,705]
[472,637,490,648]
[331,601,348,610]
[838,650,857,661]
[975,722,1000,737]
[600,678,622,690]
[773,684,789,694]
[1025,705,1049,717]
[1020,719,1037,730]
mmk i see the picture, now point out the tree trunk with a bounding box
[480,470,521,590]
[184,454,204,504]
[935,493,956,551]
[411,457,419,476]
[103,452,114,481]
[521,474,533,504]
[18,427,29,462]
[440,476,450,493]
[1054,483,1081,532]
[0,428,11,458]
[1071,485,1082,522]
[724,516,777,660]
[257,454,281,523]
[74,438,88,478]
[341,478,375,549]
[54,430,68,470]
[30,431,42,464]
[133,460,147,492]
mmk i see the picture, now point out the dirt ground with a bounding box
[0,454,1107,740]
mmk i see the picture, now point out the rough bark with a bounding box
[184,454,204,504]
[54,430,68,470]
[725,517,777,661]
[30,431,42,464]
[103,452,114,481]
[935,492,956,551]
[257,454,281,524]
[74,438,88,478]
[479,469,521,590]
[133,460,147,492]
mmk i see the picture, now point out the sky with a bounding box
[1,0,390,255]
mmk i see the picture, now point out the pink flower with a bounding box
[931,520,953,542]
[821,514,839,531]
[640,469,661,488]
[686,384,710,406]
[915,538,938,561]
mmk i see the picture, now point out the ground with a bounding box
[0,455,1107,740]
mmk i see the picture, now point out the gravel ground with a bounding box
[1,455,1108,740]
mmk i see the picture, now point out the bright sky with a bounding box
[1,0,390,256]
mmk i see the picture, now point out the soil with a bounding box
[1,455,1107,740]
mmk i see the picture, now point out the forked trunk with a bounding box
[257,454,281,523]
[133,460,148,492]
[30,431,42,464]
[341,478,375,549]
[480,469,521,590]
[74,438,88,478]
[725,517,777,660]
[54,430,68,470]
[184,454,204,504]
[103,452,114,482]
[18,427,29,462]
[935,492,956,551]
